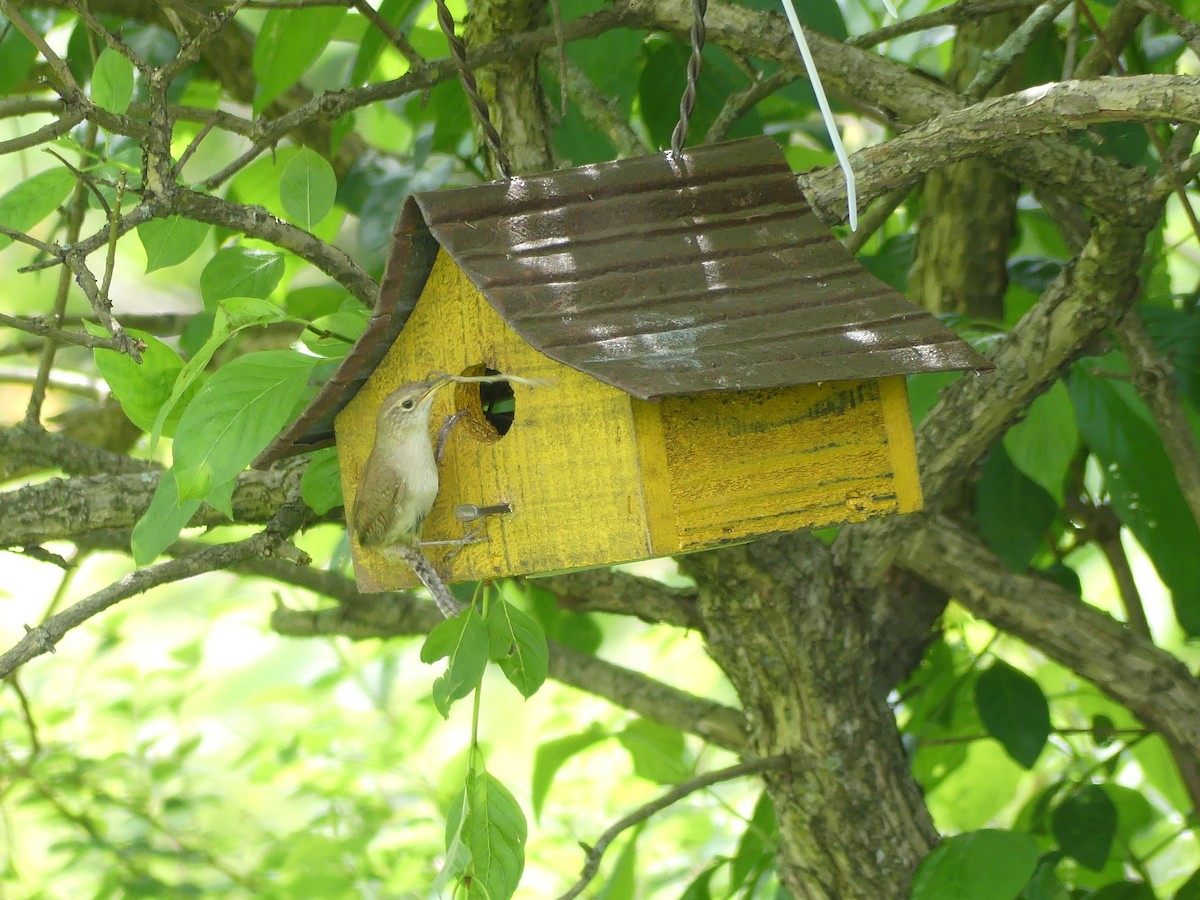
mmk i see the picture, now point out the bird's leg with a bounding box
[435,410,468,463]
[388,544,462,618]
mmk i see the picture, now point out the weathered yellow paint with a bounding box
[655,379,919,550]
[337,250,651,591]
[878,375,924,513]
[337,252,926,590]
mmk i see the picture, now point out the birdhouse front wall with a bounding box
[335,249,655,592]
[635,376,923,553]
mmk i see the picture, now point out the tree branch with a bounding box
[267,587,747,750]
[0,495,309,678]
[901,516,1200,756]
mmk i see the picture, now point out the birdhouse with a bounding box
[255,137,991,592]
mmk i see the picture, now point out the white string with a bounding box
[778,0,859,230]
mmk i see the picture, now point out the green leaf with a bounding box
[911,830,1040,900]
[200,247,285,312]
[0,12,41,94]
[1051,784,1117,870]
[976,444,1058,571]
[0,167,75,250]
[279,148,337,230]
[1070,367,1200,634]
[638,42,757,149]
[420,609,489,718]
[731,0,846,37]
[90,48,134,114]
[530,726,608,820]
[132,470,201,566]
[618,718,689,784]
[149,299,290,455]
[451,771,527,899]
[253,7,347,114]
[1090,882,1154,900]
[351,0,426,83]
[301,307,369,358]
[172,350,316,500]
[90,326,187,434]
[1175,868,1200,900]
[137,216,210,272]
[485,598,548,699]
[975,661,1051,769]
[301,447,343,516]
[596,825,641,900]
[1003,382,1078,503]
[729,791,777,894]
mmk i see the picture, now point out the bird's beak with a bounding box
[419,375,452,402]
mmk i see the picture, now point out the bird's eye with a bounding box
[401,399,415,410]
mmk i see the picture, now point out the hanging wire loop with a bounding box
[433,0,513,179]
[670,0,708,157]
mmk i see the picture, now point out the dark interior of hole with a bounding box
[480,367,515,435]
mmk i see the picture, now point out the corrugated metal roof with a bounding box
[254,136,992,466]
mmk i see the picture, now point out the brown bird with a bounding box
[352,378,461,616]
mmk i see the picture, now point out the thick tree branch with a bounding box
[0,495,309,678]
[269,593,747,750]
[800,75,1200,222]
[534,569,701,630]
[902,516,1200,757]
[838,212,1157,585]
[1,464,302,547]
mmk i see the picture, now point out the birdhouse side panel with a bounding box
[337,249,654,591]
[655,377,923,549]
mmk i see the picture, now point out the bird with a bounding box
[351,377,462,617]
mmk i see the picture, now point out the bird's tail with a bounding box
[398,545,463,618]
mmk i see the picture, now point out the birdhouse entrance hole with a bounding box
[455,364,515,442]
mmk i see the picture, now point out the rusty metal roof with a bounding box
[255,136,992,466]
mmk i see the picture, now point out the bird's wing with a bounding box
[351,452,402,546]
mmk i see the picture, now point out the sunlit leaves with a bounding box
[300,446,343,516]
[200,246,285,312]
[280,147,337,230]
[172,350,316,500]
[131,470,203,566]
[421,609,489,718]
[911,830,1039,900]
[0,168,76,250]
[531,725,608,820]
[137,216,210,272]
[351,0,426,84]
[975,661,1051,769]
[618,718,689,784]
[1003,382,1078,503]
[445,771,527,900]
[253,7,347,113]
[485,597,548,699]
[91,49,134,114]
[89,326,189,434]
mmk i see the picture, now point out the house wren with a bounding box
[352,377,461,617]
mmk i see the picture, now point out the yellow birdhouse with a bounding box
[255,137,991,592]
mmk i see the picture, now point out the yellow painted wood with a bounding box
[337,250,653,591]
[655,379,911,550]
[629,398,680,555]
[878,375,924,513]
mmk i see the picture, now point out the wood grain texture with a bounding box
[656,377,921,550]
[337,250,652,590]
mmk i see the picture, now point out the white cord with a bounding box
[778,0,860,230]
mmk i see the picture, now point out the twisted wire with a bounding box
[670,0,707,157]
[433,0,513,179]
